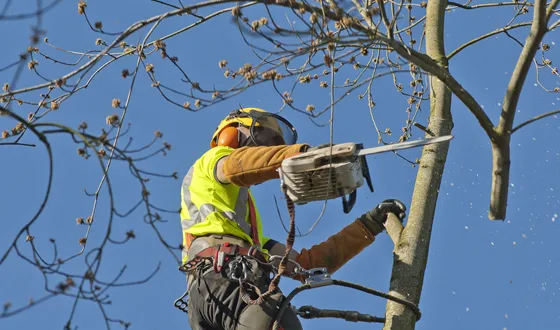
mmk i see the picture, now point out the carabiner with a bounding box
[228,259,248,281]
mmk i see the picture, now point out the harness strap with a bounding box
[248,195,260,247]
[195,243,264,260]
[179,242,268,273]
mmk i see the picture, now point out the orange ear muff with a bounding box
[217,126,240,148]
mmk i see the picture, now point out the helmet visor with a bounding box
[250,111,298,146]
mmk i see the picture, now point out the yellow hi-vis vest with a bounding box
[180,146,274,263]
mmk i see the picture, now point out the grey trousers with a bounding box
[186,236,302,330]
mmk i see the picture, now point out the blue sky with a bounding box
[1,1,559,330]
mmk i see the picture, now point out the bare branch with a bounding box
[385,40,496,139]
[2,0,559,327]
[448,22,531,60]
[512,109,560,133]
[0,108,53,267]
[0,0,246,99]
[0,0,63,20]
[447,1,534,10]
[491,0,553,220]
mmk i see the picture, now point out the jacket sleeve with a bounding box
[222,144,308,187]
[293,219,375,282]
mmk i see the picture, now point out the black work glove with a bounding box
[358,199,407,236]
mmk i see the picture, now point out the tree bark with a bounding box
[385,213,404,249]
[383,0,452,328]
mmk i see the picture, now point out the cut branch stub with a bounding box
[385,213,404,248]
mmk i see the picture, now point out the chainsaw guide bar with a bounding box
[356,135,453,156]
[279,135,453,213]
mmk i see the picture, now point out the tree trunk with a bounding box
[382,0,452,329]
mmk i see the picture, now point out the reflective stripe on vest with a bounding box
[181,167,252,238]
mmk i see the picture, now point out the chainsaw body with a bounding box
[279,135,453,214]
[279,143,373,213]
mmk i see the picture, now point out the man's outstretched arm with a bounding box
[267,200,407,282]
[214,144,308,186]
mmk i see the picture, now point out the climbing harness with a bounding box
[173,241,270,314]
[175,187,422,328]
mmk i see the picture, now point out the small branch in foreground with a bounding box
[512,109,560,133]
[0,142,37,147]
[447,22,531,60]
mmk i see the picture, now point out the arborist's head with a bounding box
[210,107,298,149]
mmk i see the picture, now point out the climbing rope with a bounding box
[332,280,422,320]
[272,278,421,329]
[240,185,297,305]
[295,305,384,323]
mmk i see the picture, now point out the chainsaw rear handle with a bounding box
[341,190,357,214]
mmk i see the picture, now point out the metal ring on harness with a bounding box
[228,258,248,282]
[248,245,258,257]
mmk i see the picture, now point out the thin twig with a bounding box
[511,109,560,133]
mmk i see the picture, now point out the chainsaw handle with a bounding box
[341,190,357,214]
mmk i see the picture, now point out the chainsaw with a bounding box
[279,135,453,213]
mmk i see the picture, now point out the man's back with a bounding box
[180,145,275,263]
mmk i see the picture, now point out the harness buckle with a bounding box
[247,245,258,257]
[213,248,226,273]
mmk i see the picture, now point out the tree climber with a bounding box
[179,107,407,330]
